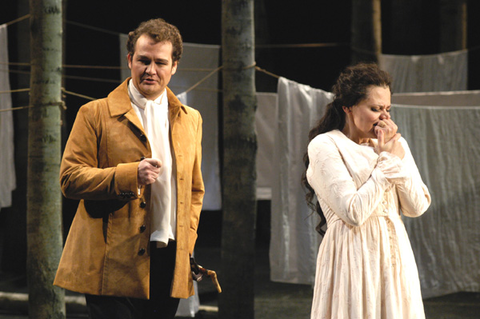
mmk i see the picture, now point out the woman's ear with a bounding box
[342,106,351,114]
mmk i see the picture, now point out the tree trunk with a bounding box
[351,0,382,64]
[27,0,65,318]
[440,0,467,52]
[219,0,257,318]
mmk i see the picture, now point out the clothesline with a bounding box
[2,61,224,73]
[0,63,281,112]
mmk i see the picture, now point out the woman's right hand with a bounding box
[375,130,405,159]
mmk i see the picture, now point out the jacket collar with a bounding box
[108,78,188,119]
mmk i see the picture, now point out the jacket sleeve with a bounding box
[307,136,404,227]
[188,111,205,255]
[59,103,140,201]
[395,138,431,217]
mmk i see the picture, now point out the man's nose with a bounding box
[146,63,156,75]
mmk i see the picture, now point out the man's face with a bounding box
[127,34,178,100]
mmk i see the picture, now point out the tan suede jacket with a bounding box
[54,79,204,299]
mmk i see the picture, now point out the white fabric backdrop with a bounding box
[392,90,480,106]
[0,24,16,209]
[255,93,277,200]
[269,77,332,284]
[168,43,222,211]
[391,104,480,298]
[379,50,468,93]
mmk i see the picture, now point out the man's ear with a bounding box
[171,60,178,75]
[127,53,133,69]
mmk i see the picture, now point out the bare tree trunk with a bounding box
[351,0,382,64]
[27,0,65,318]
[219,0,257,318]
[440,0,467,52]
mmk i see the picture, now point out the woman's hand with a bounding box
[374,118,398,142]
[375,130,405,159]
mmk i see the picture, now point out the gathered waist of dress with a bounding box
[326,209,401,227]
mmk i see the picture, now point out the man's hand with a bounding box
[138,158,162,186]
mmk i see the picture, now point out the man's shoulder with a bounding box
[78,97,109,115]
[182,104,201,117]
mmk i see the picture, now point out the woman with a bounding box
[304,63,431,319]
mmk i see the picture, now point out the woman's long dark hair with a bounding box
[303,63,392,235]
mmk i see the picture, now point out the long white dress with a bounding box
[306,130,431,319]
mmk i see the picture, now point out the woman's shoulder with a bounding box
[309,130,349,147]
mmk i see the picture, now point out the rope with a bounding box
[182,66,223,95]
[66,20,120,37]
[4,14,30,27]
[256,42,349,49]
[255,66,280,79]
[62,88,96,101]
[0,88,29,95]
[243,62,257,69]
[0,101,66,113]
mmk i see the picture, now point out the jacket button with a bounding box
[139,225,146,233]
[140,156,145,161]
[140,201,147,208]
[138,248,146,256]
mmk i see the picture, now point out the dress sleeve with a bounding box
[306,136,404,227]
[394,138,431,217]
[59,104,139,201]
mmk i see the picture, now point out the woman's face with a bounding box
[344,85,391,143]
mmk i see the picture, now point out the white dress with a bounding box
[306,130,431,319]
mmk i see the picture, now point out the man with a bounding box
[54,18,205,319]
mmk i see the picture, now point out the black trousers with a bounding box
[86,241,180,319]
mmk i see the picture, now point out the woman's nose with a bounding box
[380,111,390,120]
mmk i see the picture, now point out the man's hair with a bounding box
[126,18,183,63]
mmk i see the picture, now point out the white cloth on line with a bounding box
[269,77,332,284]
[167,42,222,211]
[0,24,16,209]
[392,90,480,106]
[255,93,277,200]
[390,103,480,298]
[379,50,468,93]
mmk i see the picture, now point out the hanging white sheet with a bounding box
[269,77,332,284]
[169,43,221,211]
[0,24,16,209]
[379,50,468,93]
[391,103,480,299]
[255,93,277,200]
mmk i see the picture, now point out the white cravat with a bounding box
[128,81,177,247]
